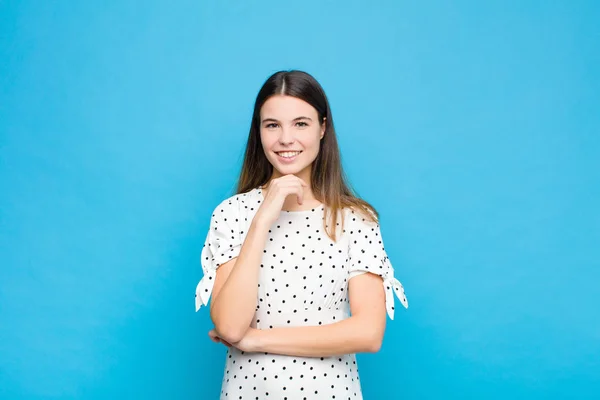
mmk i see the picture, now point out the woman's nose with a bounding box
[279,128,295,144]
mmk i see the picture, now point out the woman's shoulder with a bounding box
[210,187,260,218]
[342,204,379,226]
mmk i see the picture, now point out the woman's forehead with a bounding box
[261,95,318,120]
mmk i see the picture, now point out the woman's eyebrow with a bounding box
[294,116,313,121]
[261,116,313,123]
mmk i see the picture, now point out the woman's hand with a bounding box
[208,328,232,348]
[208,327,262,353]
[254,175,309,226]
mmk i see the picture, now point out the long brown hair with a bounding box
[235,70,378,242]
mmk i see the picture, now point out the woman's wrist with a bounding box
[250,215,272,231]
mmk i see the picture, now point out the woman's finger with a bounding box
[297,177,309,187]
[209,329,233,348]
[208,329,220,343]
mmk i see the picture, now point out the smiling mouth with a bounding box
[275,151,303,159]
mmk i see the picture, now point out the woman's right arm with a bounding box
[209,216,271,344]
[208,175,309,344]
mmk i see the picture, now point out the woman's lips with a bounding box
[275,151,302,163]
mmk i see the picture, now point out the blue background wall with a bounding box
[1,1,599,398]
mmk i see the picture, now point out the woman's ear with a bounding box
[321,117,327,139]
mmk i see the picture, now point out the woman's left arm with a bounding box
[228,272,387,358]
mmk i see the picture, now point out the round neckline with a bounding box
[256,187,325,213]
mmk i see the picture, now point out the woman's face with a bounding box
[259,95,326,180]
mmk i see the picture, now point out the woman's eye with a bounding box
[296,121,308,127]
[266,123,278,128]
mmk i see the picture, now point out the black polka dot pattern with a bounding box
[195,187,408,399]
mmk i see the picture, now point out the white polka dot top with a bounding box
[195,187,408,400]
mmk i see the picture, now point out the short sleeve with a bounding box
[347,209,408,319]
[195,198,242,311]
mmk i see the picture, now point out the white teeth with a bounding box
[278,151,301,158]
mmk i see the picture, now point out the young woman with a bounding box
[195,70,408,399]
